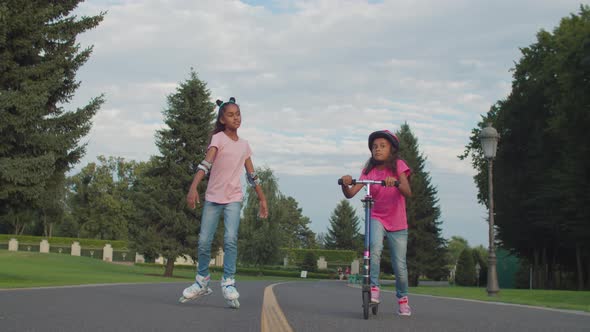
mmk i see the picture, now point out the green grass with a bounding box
[385,284,590,312]
[0,250,300,289]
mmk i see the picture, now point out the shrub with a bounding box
[455,248,476,286]
[281,248,356,265]
[300,251,317,272]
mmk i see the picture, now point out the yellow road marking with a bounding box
[261,282,294,332]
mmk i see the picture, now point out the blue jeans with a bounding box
[197,201,241,279]
[370,219,409,298]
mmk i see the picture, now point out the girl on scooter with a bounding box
[339,130,412,316]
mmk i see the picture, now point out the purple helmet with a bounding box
[368,130,399,151]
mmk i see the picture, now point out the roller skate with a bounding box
[221,276,240,309]
[179,274,212,303]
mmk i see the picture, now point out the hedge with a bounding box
[136,263,338,279]
[280,248,357,264]
[0,234,128,250]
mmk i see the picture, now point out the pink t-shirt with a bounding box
[359,159,411,231]
[205,132,252,204]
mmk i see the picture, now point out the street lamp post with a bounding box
[480,123,500,296]
[475,262,481,287]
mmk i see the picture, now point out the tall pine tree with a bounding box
[130,70,215,277]
[397,123,448,285]
[325,199,362,251]
[0,1,105,233]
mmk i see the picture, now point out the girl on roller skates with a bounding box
[180,97,268,308]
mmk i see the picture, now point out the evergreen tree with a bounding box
[239,168,281,266]
[397,123,448,285]
[277,196,316,249]
[324,199,362,251]
[240,167,316,265]
[455,248,476,286]
[315,232,327,249]
[130,70,215,277]
[301,251,317,272]
[0,1,105,233]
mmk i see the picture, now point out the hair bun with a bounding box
[229,97,236,103]
[216,99,223,106]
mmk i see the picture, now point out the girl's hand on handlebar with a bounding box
[340,175,353,186]
[384,176,399,187]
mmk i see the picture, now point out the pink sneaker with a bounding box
[398,296,411,316]
[370,286,380,303]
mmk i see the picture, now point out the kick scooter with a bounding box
[338,178,385,319]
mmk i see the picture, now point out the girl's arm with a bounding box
[187,147,217,209]
[340,175,365,199]
[398,172,412,197]
[244,157,268,219]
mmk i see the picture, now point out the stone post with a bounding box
[135,253,145,264]
[71,241,81,256]
[351,259,360,275]
[102,244,113,262]
[8,238,18,251]
[215,248,224,267]
[39,239,50,253]
[317,256,328,270]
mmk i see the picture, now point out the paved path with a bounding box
[0,281,269,332]
[274,281,590,332]
[1,280,588,332]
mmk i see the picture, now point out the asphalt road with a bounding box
[275,281,590,332]
[0,280,588,332]
[0,281,269,332]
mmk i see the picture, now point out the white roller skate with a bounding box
[221,276,240,309]
[179,274,212,303]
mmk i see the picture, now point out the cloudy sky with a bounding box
[70,0,583,247]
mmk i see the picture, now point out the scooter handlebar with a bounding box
[338,179,386,186]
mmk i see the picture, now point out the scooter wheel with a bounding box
[362,291,370,319]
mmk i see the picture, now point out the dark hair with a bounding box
[211,97,239,136]
[363,145,399,175]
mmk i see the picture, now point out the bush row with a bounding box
[280,248,357,264]
[136,263,338,279]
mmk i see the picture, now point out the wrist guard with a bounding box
[246,172,261,187]
[197,160,212,175]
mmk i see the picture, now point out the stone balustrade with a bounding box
[4,238,360,271]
